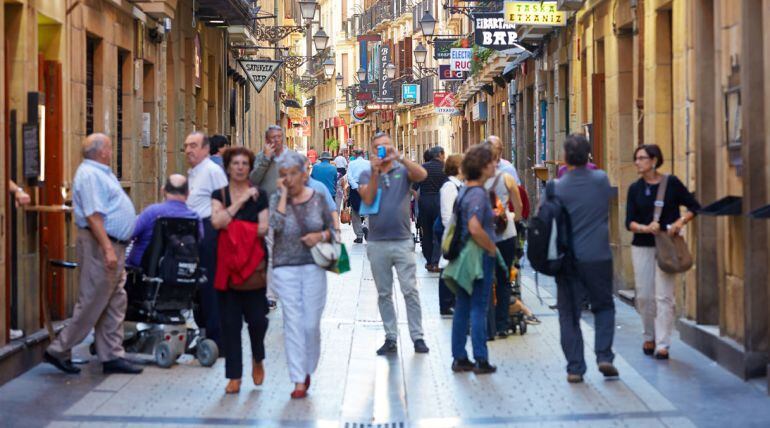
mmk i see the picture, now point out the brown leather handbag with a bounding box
[653,175,693,274]
[231,259,267,290]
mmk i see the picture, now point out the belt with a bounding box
[81,227,130,246]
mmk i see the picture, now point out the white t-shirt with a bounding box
[187,157,228,218]
[334,156,348,169]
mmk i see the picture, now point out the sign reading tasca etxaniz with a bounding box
[238,59,283,93]
[474,13,519,51]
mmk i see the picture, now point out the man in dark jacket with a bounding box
[415,146,447,272]
[553,134,618,384]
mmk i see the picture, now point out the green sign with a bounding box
[433,39,457,60]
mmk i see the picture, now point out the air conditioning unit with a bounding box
[557,0,585,11]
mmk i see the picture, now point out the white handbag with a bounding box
[290,200,340,269]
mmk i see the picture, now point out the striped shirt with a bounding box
[416,159,448,195]
[73,159,137,241]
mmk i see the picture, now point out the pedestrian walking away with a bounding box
[359,132,430,356]
[436,154,464,316]
[211,147,270,395]
[310,151,339,198]
[44,133,142,375]
[442,143,500,375]
[334,150,349,176]
[185,131,229,350]
[269,151,336,399]
[626,144,700,360]
[417,146,448,272]
[552,134,618,383]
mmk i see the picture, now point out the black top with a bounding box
[625,175,701,247]
[212,186,269,222]
[415,159,448,195]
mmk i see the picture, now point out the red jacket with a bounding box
[214,219,266,291]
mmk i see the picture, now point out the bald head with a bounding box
[82,133,112,165]
[164,174,189,201]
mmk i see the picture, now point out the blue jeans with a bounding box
[433,218,455,312]
[451,254,495,361]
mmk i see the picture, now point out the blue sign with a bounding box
[402,84,420,105]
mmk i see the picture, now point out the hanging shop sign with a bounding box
[434,92,460,115]
[402,84,420,105]
[504,1,567,27]
[474,13,519,51]
[439,65,467,81]
[450,48,473,72]
[194,33,202,88]
[238,59,283,93]
[540,100,547,161]
[433,39,457,60]
[297,116,312,137]
[378,43,395,104]
[352,105,368,121]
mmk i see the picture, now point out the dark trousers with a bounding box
[493,237,517,332]
[197,218,221,346]
[432,219,454,312]
[218,287,269,379]
[417,193,441,265]
[555,259,615,375]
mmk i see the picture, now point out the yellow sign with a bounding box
[288,107,304,122]
[504,1,567,27]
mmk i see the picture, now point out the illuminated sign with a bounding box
[504,1,567,27]
[450,48,473,72]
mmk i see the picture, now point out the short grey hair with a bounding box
[276,150,307,173]
[371,131,390,146]
[82,133,108,159]
[265,125,284,139]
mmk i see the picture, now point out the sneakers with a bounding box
[598,362,619,378]
[376,339,398,355]
[268,300,278,310]
[43,351,81,374]
[473,360,497,375]
[413,339,430,354]
[567,373,584,383]
[451,358,475,372]
[524,315,541,325]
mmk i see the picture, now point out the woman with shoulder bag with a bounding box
[269,151,336,399]
[211,147,270,394]
[626,144,701,360]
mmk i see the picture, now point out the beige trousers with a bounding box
[631,245,677,351]
[47,229,128,362]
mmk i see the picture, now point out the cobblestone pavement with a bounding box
[1,226,769,427]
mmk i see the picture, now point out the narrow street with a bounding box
[1,226,768,428]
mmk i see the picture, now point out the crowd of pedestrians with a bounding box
[31,123,703,397]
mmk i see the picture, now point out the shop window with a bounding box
[86,37,97,135]
[116,49,128,179]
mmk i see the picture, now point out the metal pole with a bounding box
[274,0,281,124]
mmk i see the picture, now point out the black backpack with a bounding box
[526,181,574,276]
[159,233,200,286]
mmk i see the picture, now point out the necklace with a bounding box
[644,182,654,197]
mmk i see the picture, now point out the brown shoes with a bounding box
[252,360,265,386]
[225,379,241,394]
[643,341,655,356]
[567,373,584,383]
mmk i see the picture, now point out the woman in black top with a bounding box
[625,144,700,360]
[211,147,269,394]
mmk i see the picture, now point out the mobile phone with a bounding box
[377,146,387,159]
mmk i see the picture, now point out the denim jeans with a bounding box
[433,218,455,312]
[555,259,615,375]
[451,254,495,361]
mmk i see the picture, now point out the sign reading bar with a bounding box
[433,39,457,59]
[238,59,282,93]
[450,48,473,72]
[474,13,519,51]
[439,65,467,81]
[505,1,567,27]
[434,92,459,115]
[402,84,420,105]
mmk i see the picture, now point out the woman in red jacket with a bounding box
[211,147,269,394]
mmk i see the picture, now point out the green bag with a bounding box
[332,243,351,274]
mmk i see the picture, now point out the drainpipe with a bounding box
[274,0,281,124]
[158,31,168,200]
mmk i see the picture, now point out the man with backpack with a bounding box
[529,134,618,383]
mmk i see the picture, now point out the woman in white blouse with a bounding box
[436,154,464,316]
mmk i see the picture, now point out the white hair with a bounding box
[276,151,307,173]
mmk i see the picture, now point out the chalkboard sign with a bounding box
[22,124,40,179]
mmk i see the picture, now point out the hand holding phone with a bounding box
[377,146,387,159]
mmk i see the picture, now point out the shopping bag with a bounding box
[332,243,351,274]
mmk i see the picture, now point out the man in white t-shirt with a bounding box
[185,131,228,348]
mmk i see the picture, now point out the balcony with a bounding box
[360,0,394,33]
[196,0,257,26]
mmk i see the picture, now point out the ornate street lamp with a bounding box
[323,58,336,80]
[299,1,317,21]
[336,72,344,87]
[385,63,397,80]
[414,42,428,66]
[419,10,437,37]
[313,28,329,51]
[357,67,367,82]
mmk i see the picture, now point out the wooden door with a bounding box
[592,73,606,169]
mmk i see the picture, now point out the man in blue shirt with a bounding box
[45,133,142,375]
[310,151,338,197]
[347,149,371,243]
[126,174,202,268]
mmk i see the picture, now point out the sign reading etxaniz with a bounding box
[474,13,519,51]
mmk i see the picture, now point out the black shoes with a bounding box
[440,308,454,317]
[598,362,619,378]
[473,360,497,374]
[376,339,398,355]
[451,358,475,372]
[413,339,430,354]
[44,351,81,374]
[497,330,509,339]
[353,238,363,244]
[362,227,369,240]
[103,358,144,374]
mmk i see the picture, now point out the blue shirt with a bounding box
[307,178,337,213]
[73,159,136,241]
[126,200,203,268]
[347,157,371,190]
[210,155,224,168]
[457,185,497,244]
[310,160,338,196]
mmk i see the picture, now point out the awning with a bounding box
[503,51,533,81]
[283,99,301,109]
[304,97,315,107]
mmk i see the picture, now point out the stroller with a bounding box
[120,217,218,368]
[508,221,529,335]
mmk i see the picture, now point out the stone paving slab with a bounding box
[2,226,769,427]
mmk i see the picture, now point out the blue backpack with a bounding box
[526,180,574,276]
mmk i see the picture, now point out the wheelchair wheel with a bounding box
[196,339,218,367]
[519,320,528,335]
[154,342,175,368]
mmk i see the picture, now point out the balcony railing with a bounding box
[197,0,257,26]
[361,0,394,33]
